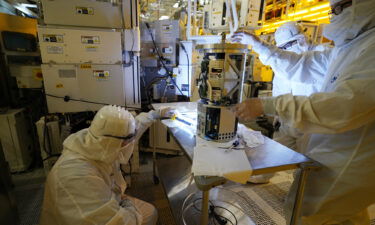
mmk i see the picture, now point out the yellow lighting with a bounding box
[310,3,330,11]
[302,11,323,18]
[292,9,308,16]
[312,15,330,21]
[259,1,331,34]
[274,20,290,25]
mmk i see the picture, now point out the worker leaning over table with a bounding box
[270,21,331,152]
[40,105,174,225]
[249,21,330,184]
[232,0,375,224]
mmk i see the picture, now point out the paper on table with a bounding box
[192,146,252,184]
[161,119,180,128]
[237,124,264,148]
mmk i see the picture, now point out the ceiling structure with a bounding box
[140,0,188,21]
[3,0,201,22]
[2,0,38,17]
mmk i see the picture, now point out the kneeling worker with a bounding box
[40,105,173,225]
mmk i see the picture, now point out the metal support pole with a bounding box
[200,190,210,225]
[152,120,159,184]
[290,165,310,225]
[239,53,248,102]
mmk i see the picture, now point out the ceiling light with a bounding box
[159,16,170,20]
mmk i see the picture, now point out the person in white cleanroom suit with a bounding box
[232,0,375,224]
[40,105,174,225]
[271,21,330,151]
[248,22,330,184]
[272,21,329,98]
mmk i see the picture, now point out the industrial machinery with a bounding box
[9,65,43,89]
[0,23,42,108]
[197,42,249,142]
[140,20,189,103]
[35,116,63,175]
[40,0,139,29]
[38,0,141,113]
[37,26,122,64]
[205,0,263,32]
[42,64,128,113]
[0,109,33,172]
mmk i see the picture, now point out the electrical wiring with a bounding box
[45,94,140,111]
[180,43,190,97]
[191,198,238,225]
[121,1,135,67]
[144,22,187,98]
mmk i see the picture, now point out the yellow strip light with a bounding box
[260,2,331,33]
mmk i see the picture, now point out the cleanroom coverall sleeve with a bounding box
[261,47,375,134]
[254,42,331,83]
[56,172,141,225]
[134,111,158,141]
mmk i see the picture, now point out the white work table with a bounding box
[151,102,319,225]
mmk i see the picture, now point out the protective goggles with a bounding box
[329,0,352,16]
[278,39,298,50]
[104,129,137,141]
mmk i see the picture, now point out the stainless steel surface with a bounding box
[153,102,318,225]
[152,102,198,111]
[196,43,250,54]
[157,156,198,225]
[153,102,313,172]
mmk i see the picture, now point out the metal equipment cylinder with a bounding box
[196,43,249,142]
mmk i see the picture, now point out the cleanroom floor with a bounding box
[12,153,375,225]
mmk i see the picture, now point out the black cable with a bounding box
[180,43,190,97]
[144,22,187,98]
[140,68,153,105]
[45,94,140,111]
[43,117,53,157]
[213,206,238,225]
[191,198,238,225]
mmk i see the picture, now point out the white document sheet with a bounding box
[192,146,253,184]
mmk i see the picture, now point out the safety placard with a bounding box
[85,46,98,52]
[81,36,100,44]
[47,46,63,54]
[43,34,64,43]
[32,69,43,80]
[80,64,92,69]
[76,7,94,15]
[162,25,173,31]
[93,70,110,80]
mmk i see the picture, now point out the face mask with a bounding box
[118,140,135,164]
[323,8,353,46]
[298,38,309,52]
[287,44,303,54]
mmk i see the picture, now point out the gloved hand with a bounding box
[149,107,176,119]
[230,31,262,47]
[159,107,176,118]
[235,98,264,121]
